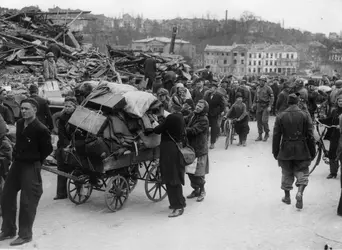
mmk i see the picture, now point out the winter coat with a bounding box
[30,94,54,130]
[204,90,226,118]
[272,105,314,161]
[186,105,209,158]
[276,89,290,113]
[0,104,14,124]
[319,106,342,159]
[235,85,252,111]
[153,112,185,185]
[192,87,209,105]
[144,58,157,79]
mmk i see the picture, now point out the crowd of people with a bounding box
[0,59,342,246]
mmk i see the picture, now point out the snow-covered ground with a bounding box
[0,117,341,250]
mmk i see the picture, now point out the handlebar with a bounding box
[315,119,339,129]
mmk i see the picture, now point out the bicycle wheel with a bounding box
[309,145,323,175]
[224,120,231,150]
[230,126,235,145]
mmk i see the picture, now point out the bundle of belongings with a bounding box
[67,81,162,172]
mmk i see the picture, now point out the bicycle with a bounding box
[224,118,235,150]
[309,119,339,175]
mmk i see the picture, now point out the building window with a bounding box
[249,61,252,65]
[253,53,256,58]
[226,53,229,56]
[249,68,251,73]
[270,53,273,58]
[249,53,252,58]
[234,59,237,64]
[258,61,261,66]
[222,53,224,56]
[286,53,289,59]
[266,53,269,58]
[275,61,277,66]
[265,68,268,73]
[207,53,210,56]
[270,68,272,72]
[259,53,261,58]
[224,59,227,64]
[241,59,245,64]
[241,67,245,72]
[270,61,273,66]
[234,53,238,57]
[253,68,256,73]
[253,61,256,66]
[266,61,268,66]
[291,54,294,59]
[241,52,245,57]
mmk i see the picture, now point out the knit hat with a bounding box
[21,98,39,110]
[288,93,300,105]
[29,84,39,93]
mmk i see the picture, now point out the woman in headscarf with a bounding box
[152,102,186,217]
[170,84,195,121]
[157,88,171,112]
[54,96,78,200]
[185,99,209,202]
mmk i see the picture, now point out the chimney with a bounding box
[225,10,228,24]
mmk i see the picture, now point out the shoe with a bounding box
[327,174,337,179]
[187,190,200,199]
[281,196,291,205]
[0,232,16,241]
[295,192,303,209]
[209,144,215,149]
[168,208,184,218]
[53,195,68,200]
[255,135,262,141]
[263,133,269,142]
[242,141,247,147]
[10,237,32,246]
[197,192,206,202]
[237,142,242,146]
[169,204,186,209]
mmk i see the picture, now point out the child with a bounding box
[226,92,250,146]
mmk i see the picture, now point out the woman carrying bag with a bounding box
[185,99,210,202]
[151,102,187,218]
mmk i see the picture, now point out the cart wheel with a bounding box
[127,165,139,193]
[105,175,129,212]
[67,171,93,205]
[145,163,167,202]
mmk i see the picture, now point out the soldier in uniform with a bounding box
[272,93,315,210]
[253,76,274,142]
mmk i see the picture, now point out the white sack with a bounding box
[123,91,157,117]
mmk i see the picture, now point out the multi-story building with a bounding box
[204,43,299,76]
[329,49,342,63]
[131,37,196,59]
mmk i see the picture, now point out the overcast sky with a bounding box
[2,0,342,34]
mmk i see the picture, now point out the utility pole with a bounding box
[169,26,177,54]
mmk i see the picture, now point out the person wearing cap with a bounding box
[54,96,77,200]
[319,94,342,179]
[204,81,227,149]
[162,71,177,93]
[235,79,252,111]
[46,42,61,62]
[152,75,163,94]
[201,66,213,83]
[226,92,250,146]
[0,98,53,246]
[272,93,315,210]
[307,80,328,119]
[28,84,53,131]
[0,114,12,217]
[157,88,171,112]
[329,80,342,111]
[0,89,14,125]
[292,78,309,113]
[192,78,209,105]
[43,52,58,80]
[269,80,279,115]
[276,81,292,114]
[253,76,274,142]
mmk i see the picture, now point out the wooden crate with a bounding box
[68,106,107,135]
[85,93,126,113]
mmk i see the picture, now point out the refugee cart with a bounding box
[42,81,168,212]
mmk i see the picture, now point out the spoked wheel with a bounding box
[230,127,235,145]
[127,165,139,193]
[309,145,323,175]
[105,175,129,212]
[224,120,231,150]
[145,163,167,202]
[67,170,93,205]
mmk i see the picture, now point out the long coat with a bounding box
[153,112,185,185]
[272,105,314,161]
[204,91,226,118]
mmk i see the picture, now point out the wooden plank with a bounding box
[66,30,80,49]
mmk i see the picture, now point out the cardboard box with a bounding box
[85,93,126,113]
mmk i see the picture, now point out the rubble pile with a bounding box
[0,9,191,89]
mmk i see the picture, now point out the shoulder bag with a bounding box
[167,131,196,166]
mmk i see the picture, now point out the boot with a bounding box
[327,173,337,179]
[242,140,247,147]
[295,185,306,209]
[197,187,206,202]
[237,136,242,146]
[187,189,200,199]
[255,134,263,141]
[209,144,215,149]
[263,133,269,142]
[282,190,291,205]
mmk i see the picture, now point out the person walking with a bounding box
[205,82,226,149]
[272,93,315,210]
[29,84,53,131]
[253,76,274,142]
[144,57,157,90]
[185,99,209,202]
[54,97,77,200]
[192,78,209,105]
[152,103,186,218]
[276,82,292,114]
[0,98,53,246]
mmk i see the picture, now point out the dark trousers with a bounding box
[209,116,219,144]
[1,161,43,238]
[329,160,340,175]
[55,148,69,197]
[145,77,155,90]
[278,160,310,191]
[166,184,186,209]
[338,190,342,215]
[256,107,270,134]
[188,174,205,191]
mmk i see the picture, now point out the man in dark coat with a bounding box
[253,76,274,142]
[0,89,14,124]
[204,82,226,149]
[46,43,61,62]
[186,100,209,202]
[0,98,53,246]
[28,84,53,131]
[144,57,157,90]
[272,93,315,210]
[201,66,213,83]
[235,80,252,111]
[191,78,208,105]
[162,71,177,93]
[152,103,186,218]
[269,80,280,115]
[276,82,292,114]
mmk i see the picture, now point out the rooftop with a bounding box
[204,45,234,52]
[132,37,190,44]
[265,44,297,52]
